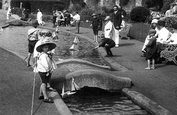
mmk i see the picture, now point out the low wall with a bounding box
[129,23,150,42]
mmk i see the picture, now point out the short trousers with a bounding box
[28,40,38,53]
[93,26,99,35]
[38,72,51,84]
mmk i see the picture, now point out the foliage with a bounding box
[120,0,130,6]
[11,7,24,17]
[80,7,93,21]
[161,0,174,13]
[130,6,150,23]
[69,3,82,12]
[163,16,177,28]
[145,0,163,11]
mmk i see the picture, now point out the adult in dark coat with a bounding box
[96,35,115,57]
[112,5,122,47]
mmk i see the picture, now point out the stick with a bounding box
[78,47,98,57]
[31,72,36,115]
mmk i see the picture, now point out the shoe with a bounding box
[38,95,44,100]
[27,64,31,67]
[47,87,57,92]
[105,55,112,57]
[151,66,155,69]
[145,67,151,70]
[43,98,54,103]
[115,44,119,48]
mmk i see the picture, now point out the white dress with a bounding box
[37,11,43,25]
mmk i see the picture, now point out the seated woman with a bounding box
[165,23,177,45]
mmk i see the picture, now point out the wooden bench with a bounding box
[119,23,132,40]
[160,44,177,65]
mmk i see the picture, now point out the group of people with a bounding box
[93,5,125,57]
[52,10,81,34]
[142,16,177,70]
[27,20,57,103]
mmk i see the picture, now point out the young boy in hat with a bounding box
[26,20,39,67]
[90,13,100,43]
[145,29,157,69]
[35,39,56,103]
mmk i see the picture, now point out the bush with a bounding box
[29,13,52,22]
[130,6,150,23]
[11,7,24,17]
[163,16,177,28]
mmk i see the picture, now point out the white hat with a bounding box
[151,19,158,24]
[36,38,56,52]
[104,16,111,21]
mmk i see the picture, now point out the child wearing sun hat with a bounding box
[35,39,57,103]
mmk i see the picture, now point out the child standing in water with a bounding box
[35,39,57,103]
[145,29,157,70]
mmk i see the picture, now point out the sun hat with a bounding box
[104,16,111,21]
[36,38,56,52]
[151,19,158,24]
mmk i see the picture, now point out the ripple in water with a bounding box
[63,86,151,115]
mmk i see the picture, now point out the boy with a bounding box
[145,29,157,69]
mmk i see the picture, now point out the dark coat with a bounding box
[145,37,157,60]
[112,10,122,30]
[99,38,115,48]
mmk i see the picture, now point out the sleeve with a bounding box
[40,54,50,71]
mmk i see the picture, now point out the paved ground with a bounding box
[0,9,177,114]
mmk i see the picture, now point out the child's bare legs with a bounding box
[151,59,155,69]
[95,35,98,43]
[40,83,48,99]
[27,53,32,66]
[145,59,151,69]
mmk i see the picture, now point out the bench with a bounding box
[119,23,132,40]
[160,44,177,65]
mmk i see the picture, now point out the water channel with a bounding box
[0,26,152,115]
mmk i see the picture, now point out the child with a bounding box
[145,29,157,69]
[35,39,57,103]
[90,13,100,43]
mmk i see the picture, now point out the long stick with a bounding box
[31,72,36,115]
[78,47,98,57]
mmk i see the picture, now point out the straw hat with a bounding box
[104,16,111,21]
[36,39,56,52]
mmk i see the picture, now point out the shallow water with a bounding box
[63,87,151,115]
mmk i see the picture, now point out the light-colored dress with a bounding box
[37,11,43,25]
